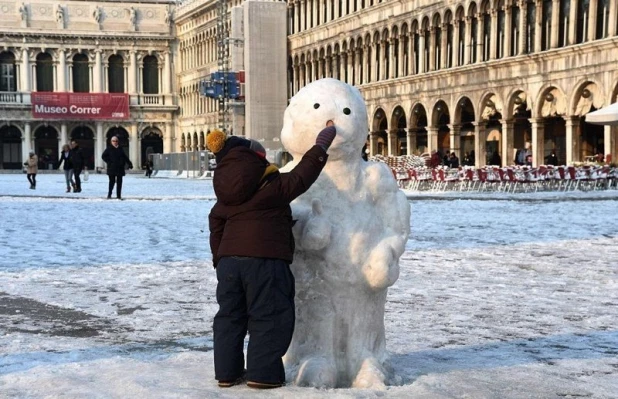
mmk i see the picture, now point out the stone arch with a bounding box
[432,100,451,156]
[570,79,606,116]
[536,85,567,117]
[410,103,429,155]
[372,108,388,155]
[34,125,59,169]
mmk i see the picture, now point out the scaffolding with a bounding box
[216,0,229,133]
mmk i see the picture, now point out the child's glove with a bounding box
[315,126,337,151]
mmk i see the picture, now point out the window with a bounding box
[72,53,89,93]
[0,52,16,92]
[143,55,159,94]
[36,53,54,92]
[108,55,124,93]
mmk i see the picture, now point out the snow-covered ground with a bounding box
[0,173,617,398]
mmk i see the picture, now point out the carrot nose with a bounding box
[325,120,334,127]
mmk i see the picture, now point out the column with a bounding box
[349,50,355,85]
[505,5,512,57]
[409,32,416,74]
[441,25,448,69]
[428,29,436,71]
[294,1,300,33]
[534,0,543,52]
[609,0,617,36]
[312,0,318,28]
[58,49,66,91]
[501,119,515,167]
[21,47,30,92]
[519,0,527,54]
[397,34,405,76]
[301,0,307,31]
[564,115,579,164]
[22,122,32,161]
[130,124,139,166]
[473,122,486,167]
[164,123,173,153]
[427,127,439,154]
[529,118,544,167]
[340,52,347,82]
[603,125,614,162]
[407,130,415,156]
[568,0,579,44]
[128,51,137,94]
[418,34,425,72]
[464,18,472,63]
[60,123,68,156]
[550,0,560,47]
[387,130,396,155]
[449,124,461,159]
[95,122,104,169]
[490,10,498,59]
[363,45,370,83]
[375,42,381,82]
[477,15,485,61]
[453,21,461,66]
[588,0,598,41]
[369,132,378,156]
[163,51,171,94]
[341,0,347,16]
[389,39,396,79]
[93,50,102,92]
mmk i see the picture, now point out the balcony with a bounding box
[0,92,25,104]
[136,94,165,105]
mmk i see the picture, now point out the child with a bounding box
[207,125,336,389]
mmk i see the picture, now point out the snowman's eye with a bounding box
[343,107,351,115]
[313,103,320,109]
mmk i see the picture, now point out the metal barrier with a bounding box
[151,151,215,178]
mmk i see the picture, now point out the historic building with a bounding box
[287,0,618,166]
[0,0,176,170]
[2,0,617,170]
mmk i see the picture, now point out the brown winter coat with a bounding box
[26,155,38,174]
[209,145,328,267]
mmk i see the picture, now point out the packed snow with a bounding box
[0,173,617,398]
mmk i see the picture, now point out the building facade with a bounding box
[2,0,617,170]
[0,0,176,170]
[287,0,618,166]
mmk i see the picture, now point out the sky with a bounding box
[0,173,617,398]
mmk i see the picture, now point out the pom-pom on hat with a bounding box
[206,129,227,154]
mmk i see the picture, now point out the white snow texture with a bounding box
[281,78,411,388]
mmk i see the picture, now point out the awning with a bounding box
[585,102,618,126]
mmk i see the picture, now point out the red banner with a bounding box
[31,92,130,120]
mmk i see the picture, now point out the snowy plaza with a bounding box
[0,173,617,398]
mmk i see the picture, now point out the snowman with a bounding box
[281,78,410,389]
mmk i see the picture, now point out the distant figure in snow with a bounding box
[24,151,38,189]
[102,136,133,200]
[57,144,75,192]
[70,140,85,193]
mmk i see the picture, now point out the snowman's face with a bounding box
[281,78,368,160]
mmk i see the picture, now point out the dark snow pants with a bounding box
[213,256,295,384]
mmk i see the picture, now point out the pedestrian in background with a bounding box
[24,151,38,189]
[57,144,75,192]
[102,136,133,200]
[70,140,85,193]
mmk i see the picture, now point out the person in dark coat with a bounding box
[102,136,133,199]
[57,144,75,192]
[207,124,335,389]
[69,140,85,192]
[545,150,559,166]
[489,150,502,166]
[448,152,460,168]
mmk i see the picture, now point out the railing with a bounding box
[0,92,23,103]
[138,94,163,105]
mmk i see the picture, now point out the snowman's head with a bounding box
[281,78,368,161]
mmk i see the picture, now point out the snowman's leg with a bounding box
[352,357,387,389]
[294,356,338,388]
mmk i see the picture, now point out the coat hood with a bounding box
[213,147,267,205]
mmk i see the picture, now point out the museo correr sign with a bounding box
[31,92,130,120]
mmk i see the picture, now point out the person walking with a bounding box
[207,124,335,389]
[57,144,75,192]
[102,136,133,199]
[24,151,38,189]
[70,140,85,193]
